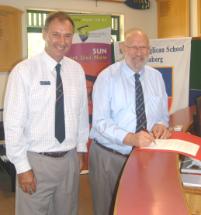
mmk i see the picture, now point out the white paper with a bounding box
[141,139,199,156]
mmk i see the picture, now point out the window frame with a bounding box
[27,10,121,41]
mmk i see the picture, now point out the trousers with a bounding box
[89,141,128,215]
[16,149,79,215]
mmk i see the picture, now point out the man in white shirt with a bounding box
[89,28,171,215]
[4,11,89,215]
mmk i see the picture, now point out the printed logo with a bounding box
[77,25,89,42]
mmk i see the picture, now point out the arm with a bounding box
[92,71,128,145]
[4,65,36,194]
[92,70,152,147]
[76,67,89,154]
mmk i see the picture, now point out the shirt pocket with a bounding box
[30,83,53,113]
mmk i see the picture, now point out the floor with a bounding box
[0,167,93,215]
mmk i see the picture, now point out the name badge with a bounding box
[40,81,51,85]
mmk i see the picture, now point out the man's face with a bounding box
[43,19,74,62]
[123,32,150,72]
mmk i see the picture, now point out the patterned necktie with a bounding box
[135,73,147,132]
[55,63,65,143]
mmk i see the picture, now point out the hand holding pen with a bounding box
[141,127,156,145]
[123,129,155,147]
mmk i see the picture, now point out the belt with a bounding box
[39,151,69,158]
[94,140,129,158]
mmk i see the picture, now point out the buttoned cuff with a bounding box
[116,129,129,145]
[15,159,32,174]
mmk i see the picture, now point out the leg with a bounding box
[16,152,55,215]
[53,149,80,215]
[89,142,127,215]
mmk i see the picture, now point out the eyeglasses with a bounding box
[124,45,149,52]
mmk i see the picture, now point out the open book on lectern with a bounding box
[139,132,201,160]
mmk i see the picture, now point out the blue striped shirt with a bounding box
[90,60,169,155]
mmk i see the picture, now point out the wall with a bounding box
[0,0,157,108]
[190,0,198,36]
[0,0,157,56]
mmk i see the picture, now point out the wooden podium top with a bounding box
[114,106,195,215]
[114,151,189,215]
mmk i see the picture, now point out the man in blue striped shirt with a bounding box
[89,28,171,215]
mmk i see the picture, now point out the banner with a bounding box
[148,38,192,114]
[113,38,192,114]
[67,15,112,171]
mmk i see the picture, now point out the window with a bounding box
[27,10,122,58]
[111,15,120,42]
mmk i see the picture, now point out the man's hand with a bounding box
[151,124,171,139]
[78,152,85,172]
[123,131,154,147]
[18,170,36,195]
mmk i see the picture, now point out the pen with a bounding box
[141,127,156,145]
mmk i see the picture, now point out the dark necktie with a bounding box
[135,73,147,132]
[55,63,65,143]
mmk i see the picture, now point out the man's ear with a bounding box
[119,42,125,55]
[42,29,46,41]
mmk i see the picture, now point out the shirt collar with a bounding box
[42,51,64,72]
[122,60,145,79]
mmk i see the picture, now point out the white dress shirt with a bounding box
[4,51,89,174]
[90,60,169,155]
